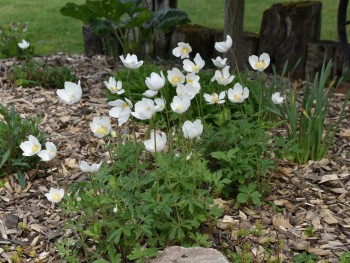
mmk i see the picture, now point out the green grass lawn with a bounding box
[0,0,347,55]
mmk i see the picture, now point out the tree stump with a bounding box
[306,41,349,79]
[258,1,322,79]
[82,24,104,57]
[170,24,222,60]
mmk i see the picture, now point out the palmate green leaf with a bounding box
[150,8,190,33]
[251,191,262,205]
[60,3,96,23]
[86,0,128,22]
[237,192,249,204]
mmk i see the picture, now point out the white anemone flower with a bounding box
[145,71,165,91]
[109,98,133,126]
[57,80,82,105]
[182,119,204,139]
[183,53,205,73]
[45,187,64,203]
[215,35,232,53]
[18,39,30,49]
[170,96,191,114]
[212,56,227,68]
[38,142,57,161]
[144,130,167,153]
[131,98,155,120]
[104,77,124,94]
[211,66,235,86]
[248,53,270,72]
[20,135,41,156]
[119,53,143,69]
[176,83,200,100]
[90,116,111,138]
[172,42,192,59]
[272,92,284,104]
[154,97,166,112]
[203,91,226,105]
[79,160,102,173]
[167,67,185,87]
[143,89,158,98]
[186,73,201,89]
[228,83,249,103]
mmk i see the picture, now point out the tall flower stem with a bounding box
[80,102,92,160]
[257,72,263,126]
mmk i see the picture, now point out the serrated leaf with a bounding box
[237,192,249,204]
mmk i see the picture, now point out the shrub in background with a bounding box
[10,60,77,88]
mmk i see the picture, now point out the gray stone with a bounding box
[151,246,229,263]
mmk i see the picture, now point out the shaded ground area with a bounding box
[0,54,349,262]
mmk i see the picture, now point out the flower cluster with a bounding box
[20,135,57,162]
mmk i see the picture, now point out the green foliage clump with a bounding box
[0,104,45,183]
[10,60,77,88]
[0,22,35,59]
[61,141,227,262]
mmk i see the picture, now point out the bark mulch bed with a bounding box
[0,54,349,262]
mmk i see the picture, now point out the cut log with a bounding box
[306,41,349,80]
[82,24,103,57]
[259,1,322,79]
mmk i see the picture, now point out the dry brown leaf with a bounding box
[320,209,339,224]
[319,174,338,184]
[308,248,331,256]
[339,128,350,138]
[272,213,291,229]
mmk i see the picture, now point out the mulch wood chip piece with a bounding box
[0,54,350,262]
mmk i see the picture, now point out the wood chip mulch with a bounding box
[0,54,349,262]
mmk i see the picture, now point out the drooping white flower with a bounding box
[90,116,111,138]
[145,71,165,91]
[143,89,158,98]
[18,39,30,49]
[109,98,133,126]
[172,42,192,59]
[183,53,205,73]
[38,142,57,161]
[45,187,64,203]
[119,53,143,69]
[167,67,185,87]
[185,73,201,89]
[20,135,41,156]
[176,83,200,100]
[212,56,227,68]
[79,160,102,173]
[57,81,82,105]
[248,53,270,72]
[104,77,124,94]
[203,91,226,105]
[272,92,284,104]
[154,97,166,112]
[131,98,155,120]
[211,66,235,86]
[215,35,232,53]
[182,119,204,139]
[170,96,191,114]
[113,203,118,213]
[144,130,167,152]
[227,83,249,103]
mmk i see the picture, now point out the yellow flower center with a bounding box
[52,193,62,202]
[171,76,181,85]
[176,105,183,111]
[187,79,193,83]
[122,102,129,109]
[111,86,117,92]
[212,94,219,103]
[96,125,108,135]
[255,60,266,70]
[192,65,200,72]
[181,47,189,54]
[31,144,39,153]
[233,93,242,101]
